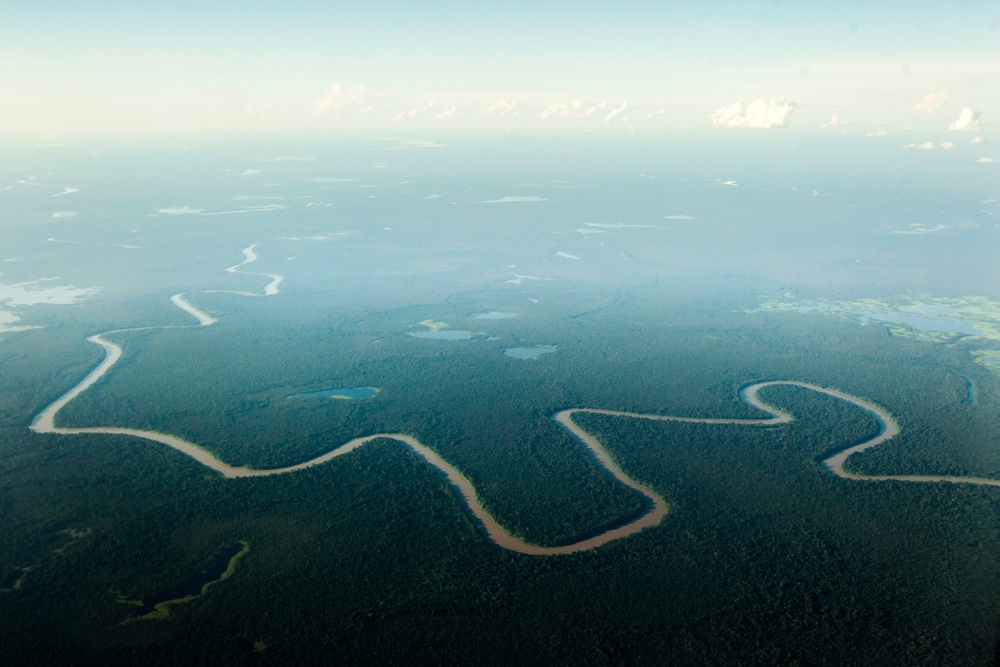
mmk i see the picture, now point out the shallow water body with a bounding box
[505,346,557,359]
[409,330,473,340]
[767,302,985,336]
[137,543,244,615]
[288,387,380,400]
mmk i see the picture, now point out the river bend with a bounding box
[29,247,1000,557]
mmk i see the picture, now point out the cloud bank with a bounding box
[316,83,369,115]
[711,98,794,128]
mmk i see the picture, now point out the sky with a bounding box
[1,1,998,136]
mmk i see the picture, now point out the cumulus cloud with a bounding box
[979,157,996,164]
[915,91,947,113]
[711,98,794,128]
[902,142,935,149]
[484,99,518,118]
[604,100,628,123]
[865,131,887,137]
[539,102,570,119]
[941,141,955,149]
[316,83,369,115]
[435,107,457,120]
[392,101,438,122]
[971,136,985,144]
[949,107,983,131]
[821,115,847,127]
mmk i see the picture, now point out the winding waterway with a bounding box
[29,247,1000,557]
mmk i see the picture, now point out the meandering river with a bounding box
[29,247,1000,557]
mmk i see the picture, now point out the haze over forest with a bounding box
[2,2,1000,665]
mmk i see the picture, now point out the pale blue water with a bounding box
[289,387,380,400]
[505,346,557,359]
[857,310,982,336]
[409,331,473,340]
[763,302,984,337]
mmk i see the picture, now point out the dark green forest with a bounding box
[3,290,1000,665]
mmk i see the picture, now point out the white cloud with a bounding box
[902,142,934,149]
[539,102,570,119]
[392,101,438,122]
[865,131,887,137]
[664,215,696,220]
[711,98,794,128]
[821,115,847,127]
[556,251,580,260]
[315,83,369,115]
[949,107,983,131]
[915,91,947,113]
[941,141,955,150]
[484,99,518,118]
[583,100,606,116]
[971,136,985,144]
[51,211,76,218]
[979,157,996,163]
[435,107,457,120]
[241,169,264,175]
[604,100,628,123]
